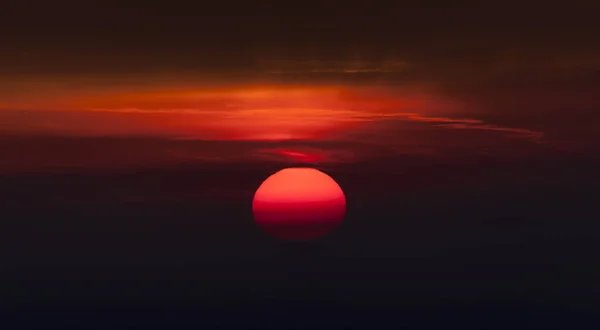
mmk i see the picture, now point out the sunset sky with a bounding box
[3,2,600,327]
[0,2,597,217]
[2,1,600,175]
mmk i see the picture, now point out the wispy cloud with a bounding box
[0,83,546,149]
[439,123,544,143]
[263,59,411,75]
[254,147,357,164]
[268,68,402,74]
[372,112,545,143]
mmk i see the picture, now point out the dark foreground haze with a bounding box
[1,137,600,328]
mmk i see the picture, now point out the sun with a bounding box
[252,168,346,241]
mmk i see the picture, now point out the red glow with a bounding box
[269,149,324,163]
[252,168,346,241]
[0,84,454,141]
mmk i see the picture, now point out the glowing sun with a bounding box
[252,168,347,241]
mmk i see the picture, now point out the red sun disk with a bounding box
[252,168,346,241]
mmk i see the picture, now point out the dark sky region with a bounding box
[1,1,600,328]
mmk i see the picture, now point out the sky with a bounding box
[0,1,598,232]
[0,0,599,237]
[0,1,600,156]
[2,1,599,173]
